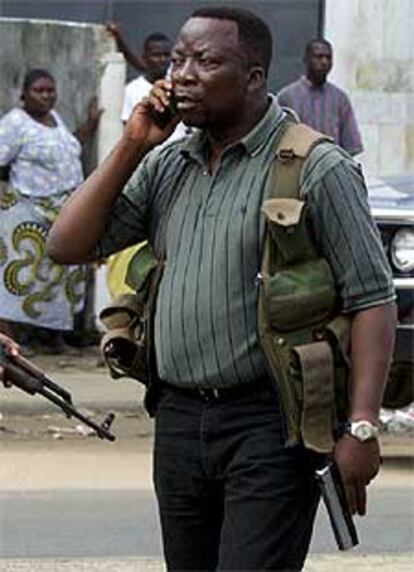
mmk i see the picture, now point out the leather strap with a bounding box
[293,341,336,453]
[272,122,332,201]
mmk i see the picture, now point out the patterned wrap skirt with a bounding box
[0,183,87,331]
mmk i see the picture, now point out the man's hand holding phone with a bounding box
[149,80,178,129]
[124,80,179,149]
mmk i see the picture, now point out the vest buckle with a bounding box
[277,148,296,162]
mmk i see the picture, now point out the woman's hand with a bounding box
[74,97,104,143]
[87,96,104,129]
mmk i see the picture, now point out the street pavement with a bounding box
[1,351,413,571]
[1,351,413,455]
[0,351,144,417]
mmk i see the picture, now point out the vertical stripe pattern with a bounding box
[99,98,394,389]
[155,138,278,387]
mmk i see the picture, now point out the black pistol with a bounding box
[315,462,359,550]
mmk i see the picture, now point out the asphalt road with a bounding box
[0,352,413,570]
[0,481,413,560]
[1,437,413,560]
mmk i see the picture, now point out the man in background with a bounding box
[278,38,363,156]
[105,25,185,297]
[106,24,172,123]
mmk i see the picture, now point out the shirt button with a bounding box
[203,170,208,176]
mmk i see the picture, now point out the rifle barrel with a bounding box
[1,343,116,442]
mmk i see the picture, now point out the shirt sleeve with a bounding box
[0,111,22,166]
[338,94,364,156]
[277,88,292,109]
[97,151,157,258]
[300,143,395,313]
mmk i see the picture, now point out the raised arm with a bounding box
[47,81,179,264]
[106,22,147,72]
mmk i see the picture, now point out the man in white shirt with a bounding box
[119,32,172,123]
[106,25,188,137]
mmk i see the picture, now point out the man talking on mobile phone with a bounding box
[48,7,396,570]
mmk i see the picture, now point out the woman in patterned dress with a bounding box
[0,69,101,352]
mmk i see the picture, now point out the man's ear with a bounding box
[246,66,267,93]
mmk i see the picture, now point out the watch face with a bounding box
[352,421,379,441]
[355,424,372,441]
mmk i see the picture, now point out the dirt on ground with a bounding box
[1,348,413,455]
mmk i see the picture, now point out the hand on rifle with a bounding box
[0,336,116,441]
[0,333,20,382]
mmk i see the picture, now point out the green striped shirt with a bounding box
[99,97,394,388]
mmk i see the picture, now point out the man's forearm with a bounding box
[113,33,146,71]
[48,81,179,265]
[120,44,146,72]
[48,137,152,264]
[349,302,397,422]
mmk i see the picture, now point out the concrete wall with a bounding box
[0,17,125,172]
[325,0,414,176]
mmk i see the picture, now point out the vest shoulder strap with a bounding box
[271,122,332,200]
[258,122,340,452]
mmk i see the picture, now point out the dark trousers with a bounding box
[153,379,323,571]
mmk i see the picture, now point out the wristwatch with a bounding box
[346,420,381,442]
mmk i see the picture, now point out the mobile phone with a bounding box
[151,90,177,129]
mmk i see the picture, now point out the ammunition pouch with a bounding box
[99,243,162,385]
[258,122,351,454]
[259,197,351,453]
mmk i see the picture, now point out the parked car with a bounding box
[367,174,414,408]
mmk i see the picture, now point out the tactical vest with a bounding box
[100,119,352,453]
[258,121,352,453]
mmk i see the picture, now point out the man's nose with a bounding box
[174,59,197,82]
[156,54,170,64]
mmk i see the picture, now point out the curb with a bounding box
[1,553,414,571]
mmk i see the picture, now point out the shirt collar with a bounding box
[181,95,285,162]
[300,75,326,91]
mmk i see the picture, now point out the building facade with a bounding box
[325,0,414,176]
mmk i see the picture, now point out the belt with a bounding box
[160,377,269,402]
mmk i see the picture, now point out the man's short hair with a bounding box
[143,32,171,52]
[191,6,273,77]
[305,38,332,58]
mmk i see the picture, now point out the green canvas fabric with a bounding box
[258,122,350,452]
